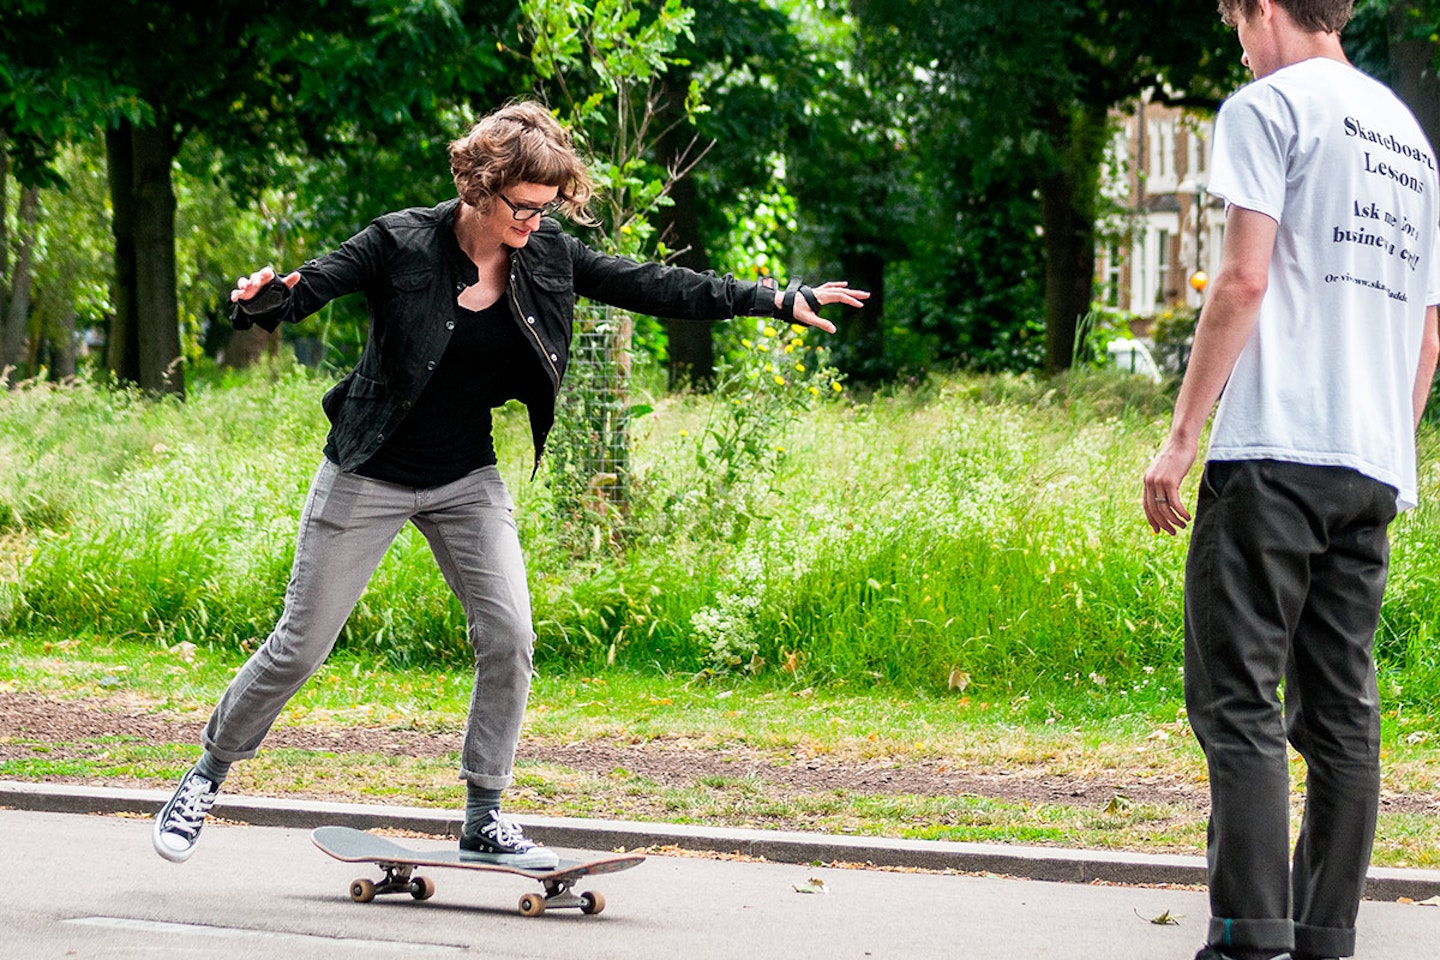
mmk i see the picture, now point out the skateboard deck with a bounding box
[311,826,645,917]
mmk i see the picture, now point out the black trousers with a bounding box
[1184,459,1396,959]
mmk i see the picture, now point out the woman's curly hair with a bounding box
[448,101,598,225]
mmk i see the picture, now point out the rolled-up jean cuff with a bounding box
[199,735,261,765]
[462,769,513,791]
[1294,921,1356,959]
[1209,917,1294,954]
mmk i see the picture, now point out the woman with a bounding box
[153,100,867,867]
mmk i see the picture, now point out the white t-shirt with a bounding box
[1206,58,1440,510]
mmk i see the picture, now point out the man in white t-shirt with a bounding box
[1141,1,1440,959]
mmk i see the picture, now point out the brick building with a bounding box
[1097,94,1225,321]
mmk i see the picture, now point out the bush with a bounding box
[4,363,1439,710]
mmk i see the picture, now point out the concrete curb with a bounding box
[5,779,1438,901]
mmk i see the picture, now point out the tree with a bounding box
[852,0,1244,372]
[1386,3,1440,150]
[1347,0,1440,151]
[22,143,114,381]
[1,0,513,394]
[656,0,814,388]
[0,156,40,383]
[758,0,915,382]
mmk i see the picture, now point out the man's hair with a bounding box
[1217,0,1354,32]
[449,100,597,224]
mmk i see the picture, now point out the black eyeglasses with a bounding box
[497,194,558,221]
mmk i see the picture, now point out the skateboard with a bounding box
[311,826,645,917]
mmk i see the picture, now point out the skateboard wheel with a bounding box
[350,878,377,903]
[579,891,605,915]
[518,892,546,917]
[409,875,436,900]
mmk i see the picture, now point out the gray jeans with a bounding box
[202,459,534,790]
[1185,459,1395,959]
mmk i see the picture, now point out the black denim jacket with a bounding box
[233,198,778,474]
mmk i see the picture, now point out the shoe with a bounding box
[458,810,560,870]
[1194,949,1292,960]
[152,767,219,863]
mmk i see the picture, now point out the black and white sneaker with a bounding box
[152,767,219,863]
[459,810,560,870]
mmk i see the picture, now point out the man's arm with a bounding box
[1414,305,1439,428]
[1142,205,1278,534]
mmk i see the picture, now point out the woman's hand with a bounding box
[781,281,870,334]
[230,266,301,303]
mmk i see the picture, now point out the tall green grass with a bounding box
[3,363,1439,714]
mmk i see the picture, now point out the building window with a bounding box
[1105,243,1121,307]
[1155,229,1170,305]
[1149,126,1166,180]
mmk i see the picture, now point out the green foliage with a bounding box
[694,321,842,505]
[7,366,1439,715]
[520,0,700,260]
[1071,308,1142,370]
[844,0,1245,373]
[1148,305,1199,375]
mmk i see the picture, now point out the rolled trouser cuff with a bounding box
[1294,920,1357,959]
[1208,916,1294,954]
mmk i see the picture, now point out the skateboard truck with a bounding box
[348,859,603,916]
[314,826,637,917]
[519,878,604,917]
[348,860,437,904]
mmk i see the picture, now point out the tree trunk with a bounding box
[1041,105,1107,373]
[39,258,81,381]
[1,186,40,384]
[50,310,79,380]
[1,136,10,287]
[106,121,142,385]
[659,169,716,390]
[653,71,715,391]
[219,325,281,368]
[131,121,184,396]
[835,244,888,382]
[1389,5,1440,154]
[1040,170,1096,372]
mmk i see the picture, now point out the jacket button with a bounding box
[455,281,465,292]
[446,321,455,330]
[377,434,385,442]
[402,401,412,410]
[549,353,558,361]
[526,316,536,325]
[426,360,437,370]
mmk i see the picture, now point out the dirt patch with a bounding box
[2,692,1437,815]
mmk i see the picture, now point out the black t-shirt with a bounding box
[345,295,540,487]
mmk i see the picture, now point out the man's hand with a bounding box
[1142,438,1197,535]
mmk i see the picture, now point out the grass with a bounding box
[0,362,1437,867]
[4,362,1440,707]
[1,633,1437,867]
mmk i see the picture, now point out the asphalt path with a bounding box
[2,807,1437,960]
